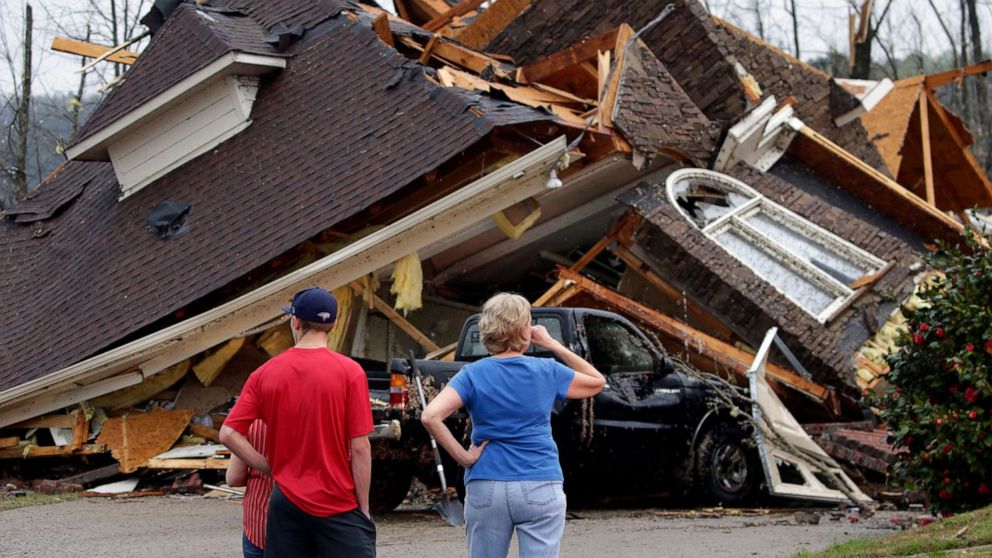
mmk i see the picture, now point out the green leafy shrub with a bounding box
[871,231,992,513]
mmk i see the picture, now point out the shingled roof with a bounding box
[72,5,282,146]
[0,0,550,393]
[484,0,749,121]
[611,40,721,168]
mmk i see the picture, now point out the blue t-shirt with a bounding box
[447,356,575,482]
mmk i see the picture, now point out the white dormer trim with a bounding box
[714,96,801,173]
[66,52,285,200]
[832,78,894,127]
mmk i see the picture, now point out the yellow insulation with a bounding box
[326,285,354,352]
[391,252,423,315]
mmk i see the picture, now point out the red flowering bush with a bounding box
[870,231,992,513]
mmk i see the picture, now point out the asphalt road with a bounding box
[0,496,892,557]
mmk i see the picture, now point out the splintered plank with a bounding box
[919,93,936,206]
[517,27,620,84]
[350,281,441,352]
[0,436,20,449]
[0,443,107,459]
[372,13,394,47]
[423,0,486,32]
[97,409,193,473]
[50,37,139,65]
[144,457,229,470]
[454,0,531,49]
[788,124,964,246]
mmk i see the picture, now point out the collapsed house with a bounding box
[1,0,990,497]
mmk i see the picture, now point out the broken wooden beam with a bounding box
[51,36,139,65]
[423,0,487,32]
[919,93,936,206]
[788,124,964,246]
[144,457,229,470]
[517,26,621,84]
[612,245,738,343]
[350,281,441,352]
[7,414,74,429]
[454,0,531,49]
[0,435,20,449]
[546,267,837,408]
[372,13,394,47]
[0,443,107,459]
[923,60,992,90]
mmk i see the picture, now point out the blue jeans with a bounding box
[242,533,263,558]
[464,480,567,558]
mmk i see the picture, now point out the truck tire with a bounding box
[371,460,414,513]
[695,422,762,506]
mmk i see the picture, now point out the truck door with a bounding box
[581,313,686,475]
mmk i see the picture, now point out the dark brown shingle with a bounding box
[0,4,549,392]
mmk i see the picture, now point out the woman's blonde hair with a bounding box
[479,292,531,354]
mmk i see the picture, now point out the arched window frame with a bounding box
[666,168,887,323]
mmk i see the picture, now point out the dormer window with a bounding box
[66,52,285,199]
[668,169,886,322]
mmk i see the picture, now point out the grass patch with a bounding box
[797,506,992,558]
[0,491,79,511]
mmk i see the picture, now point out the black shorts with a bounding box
[264,484,376,558]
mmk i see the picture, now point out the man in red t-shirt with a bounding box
[220,287,375,557]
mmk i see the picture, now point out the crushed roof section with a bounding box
[713,18,891,175]
[71,4,281,146]
[483,0,749,121]
[611,41,720,167]
[0,7,551,393]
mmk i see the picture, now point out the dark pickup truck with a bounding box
[366,307,761,512]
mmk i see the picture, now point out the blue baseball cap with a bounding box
[282,287,338,323]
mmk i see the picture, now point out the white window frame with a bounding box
[666,168,887,323]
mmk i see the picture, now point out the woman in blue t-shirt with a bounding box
[422,293,606,558]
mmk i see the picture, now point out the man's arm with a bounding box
[219,425,270,476]
[226,453,249,487]
[350,435,372,519]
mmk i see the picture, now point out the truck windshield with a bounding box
[460,316,565,359]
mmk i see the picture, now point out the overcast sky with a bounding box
[1,0,991,97]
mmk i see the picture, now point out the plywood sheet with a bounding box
[859,79,922,175]
[97,409,193,473]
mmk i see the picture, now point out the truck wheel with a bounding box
[695,422,762,506]
[371,460,413,513]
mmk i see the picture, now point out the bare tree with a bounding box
[850,0,895,79]
[0,3,33,209]
[785,0,800,58]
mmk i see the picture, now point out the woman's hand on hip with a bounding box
[460,440,490,467]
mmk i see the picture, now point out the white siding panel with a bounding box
[108,75,259,198]
[113,80,229,162]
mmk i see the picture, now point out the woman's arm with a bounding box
[530,325,606,399]
[421,386,488,467]
[226,454,249,487]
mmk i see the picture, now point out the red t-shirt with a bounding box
[225,347,373,517]
[244,420,273,549]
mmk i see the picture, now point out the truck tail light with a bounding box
[390,373,408,409]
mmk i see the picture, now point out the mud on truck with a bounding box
[365,307,762,512]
